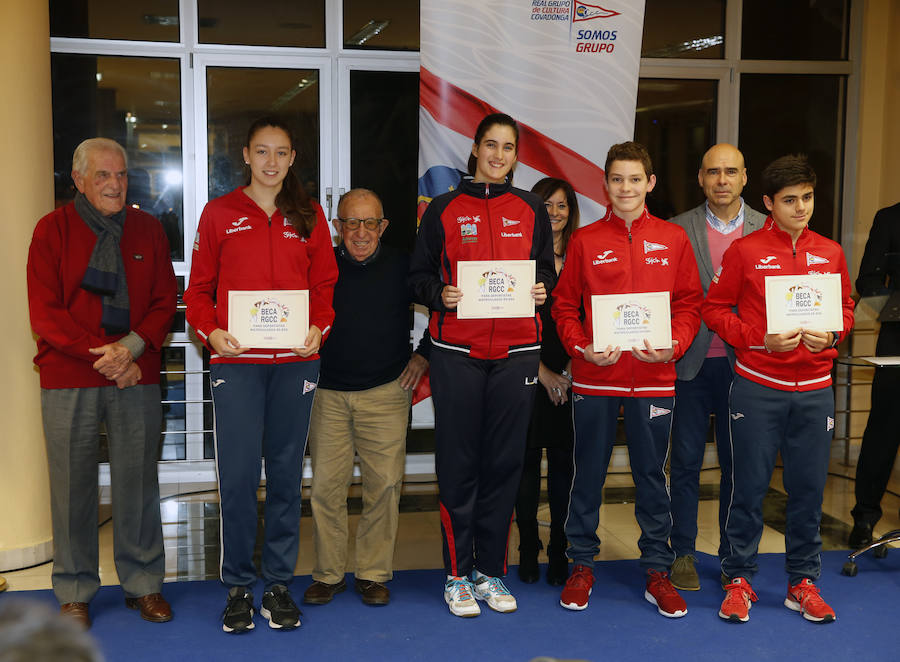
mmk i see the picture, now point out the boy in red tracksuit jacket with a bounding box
[552,142,703,618]
[703,155,854,624]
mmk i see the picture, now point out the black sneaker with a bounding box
[222,587,255,634]
[261,584,301,630]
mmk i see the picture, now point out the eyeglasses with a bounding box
[337,217,383,230]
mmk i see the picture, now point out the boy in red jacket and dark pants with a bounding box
[552,142,702,618]
[702,155,854,624]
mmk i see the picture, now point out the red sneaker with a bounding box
[719,577,758,623]
[644,569,687,618]
[560,564,594,611]
[785,579,836,623]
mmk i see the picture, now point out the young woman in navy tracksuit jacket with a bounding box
[185,117,337,632]
[409,113,555,617]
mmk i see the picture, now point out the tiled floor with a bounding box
[4,457,899,592]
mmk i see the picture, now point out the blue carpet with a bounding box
[4,550,899,661]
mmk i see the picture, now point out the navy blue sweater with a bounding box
[319,243,428,391]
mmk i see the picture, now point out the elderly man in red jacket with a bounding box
[27,138,177,629]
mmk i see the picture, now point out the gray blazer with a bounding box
[672,202,767,381]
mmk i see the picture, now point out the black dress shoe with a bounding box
[848,521,874,548]
[517,552,539,583]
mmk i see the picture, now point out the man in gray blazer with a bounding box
[668,143,767,591]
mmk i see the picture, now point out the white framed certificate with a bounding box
[591,291,672,350]
[227,290,309,349]
[764,273,843,334]
[456,260,536,319]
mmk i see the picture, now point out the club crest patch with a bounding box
[649,405,671,419]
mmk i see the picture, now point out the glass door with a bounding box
[172,54,333,474]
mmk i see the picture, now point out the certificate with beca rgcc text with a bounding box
[456,260,536,320]
[591,291,672,350]
[227,290,309,348]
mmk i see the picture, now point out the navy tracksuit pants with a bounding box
[567,394,676,571]
[722,375,834,584]
[670,356,733,557]
[211,360,319,590]
[429,347,539,578]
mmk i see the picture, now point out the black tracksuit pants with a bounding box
[430,346,539,578]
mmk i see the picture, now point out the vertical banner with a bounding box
[412,1,646,427]
[417,0,647,226]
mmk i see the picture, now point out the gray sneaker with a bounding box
[670,555,700,591]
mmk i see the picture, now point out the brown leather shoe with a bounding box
[125,593,173,622]
[60,602,91,629]
[355,578,390,606]
[303,578,346,605]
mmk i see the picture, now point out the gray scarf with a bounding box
[76,192,130,334]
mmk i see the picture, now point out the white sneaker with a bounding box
[473,575,517,613]
[444,577,481,618]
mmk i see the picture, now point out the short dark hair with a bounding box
[467,113,519,177]
[604,141,653,179]
[761,154,816,199]
[531,177,579,256]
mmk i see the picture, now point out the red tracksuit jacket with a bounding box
[184,188,337,364]
[409,178,555,360]
[702,218,854,391]
[552,207,703,397]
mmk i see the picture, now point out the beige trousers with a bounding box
[307,379,410,584]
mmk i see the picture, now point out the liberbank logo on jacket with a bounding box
[593,250,617,265]
[755,255,782,270]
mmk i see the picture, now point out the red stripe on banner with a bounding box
[439,501,458,577]
[420,67,609,207]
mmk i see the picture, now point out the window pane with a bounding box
[203,351,214,460]
[198,1,325,47]
[634,79,718,218]
[739,74,846,240]
[741,0,850,60]
[343,0,420,51]
[50,0,179,41]
[161,347,187,461]
[350,70,419,253]
[206,67,320,202]
[51,54,185,261]
[641,0,724,59]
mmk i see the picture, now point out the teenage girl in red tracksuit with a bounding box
[409,113,555,617]
[185,117,337,633]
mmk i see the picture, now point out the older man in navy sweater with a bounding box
[303,188,428,607]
